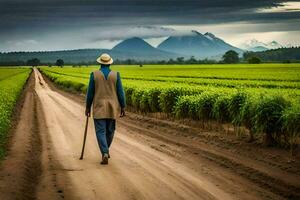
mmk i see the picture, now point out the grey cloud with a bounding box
[1,0,300,28]
[0,0,300,51]
[90,26,177,41]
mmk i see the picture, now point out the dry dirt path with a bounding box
[33,71,235,200]
[1,68,299,200]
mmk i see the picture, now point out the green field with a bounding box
[0,68,31,158]
[40,64,300,147]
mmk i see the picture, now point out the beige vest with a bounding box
[92,70,121,119]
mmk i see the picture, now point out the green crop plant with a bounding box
[145,88,162,112]
[228,91,248,136]
[0,68,31,159]
[240,94,261,141]
[39,64,300,147]
[212,94,233,123]
[254,96,291,146]
[173,95,192,119]
[282,103,300,156]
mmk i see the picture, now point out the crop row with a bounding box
[40,68,300,148]
[0,68,31,159]
[40,66,300,89]
[44,63,300,81]
[0,68,30,81]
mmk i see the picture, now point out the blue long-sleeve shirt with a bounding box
[86,65,126,110]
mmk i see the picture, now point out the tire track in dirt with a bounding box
[0,70,64,200]
[118,113,300,199]
[0,71,41,200]
[18,91,43,200]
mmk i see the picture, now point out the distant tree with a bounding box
[167,58,175,64]
[187,56,197,64]
[26,58,40,67]
[176,57,185,64]
[243,47,300,62]
[222,50,239,64]
[56,59,64,67]
[125,59,134,65]
[247,56,261,64]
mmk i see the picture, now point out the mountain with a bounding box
[247,46,269,52]
[112,37,158,53]
[157,30,242,59]
[0,38,181,64]
[241,39,283,52]
[111,37,180,60]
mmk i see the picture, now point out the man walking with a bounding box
[85,53,126,165]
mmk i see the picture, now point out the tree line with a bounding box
[1,47,299,66]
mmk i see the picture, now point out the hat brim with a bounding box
[97,57,113,65]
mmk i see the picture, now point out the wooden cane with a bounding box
[79,116,89,160]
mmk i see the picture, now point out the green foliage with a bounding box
[212,94,232,123]
[240,95,261,132]
[282,103,300,147]
[143,88,161,112]
[40,64,300,146]
[174,95,192,118]
[56,59,64,67]
[193,92,220,120]
[247,56,261,64]
[254,96,291,145]
[159,87,186,113]
[222,50,239,64]
[0,68,31,159]
[243,47,300,62]
[26,58,40,67]
[228,91,248,126]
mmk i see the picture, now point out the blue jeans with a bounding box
[94,119,116,156]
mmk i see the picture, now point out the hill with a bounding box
[243,47,300,62]
[0,49,106,65]
[0,37,181,64]
[111,37,180,60]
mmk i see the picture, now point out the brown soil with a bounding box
[0,68,299,200]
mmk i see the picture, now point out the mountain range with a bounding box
[241,39,283,52]
[110,37,180,60]
[0,31,285,64]
[158,31,243,58]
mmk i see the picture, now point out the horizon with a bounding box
[1,1,300,52]
[1,33,299,54]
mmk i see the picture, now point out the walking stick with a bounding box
[79,116,89,160]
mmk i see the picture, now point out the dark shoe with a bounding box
[101,154,109,165]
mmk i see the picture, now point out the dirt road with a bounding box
[0,68,299,200]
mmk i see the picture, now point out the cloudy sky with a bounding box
[0,0,300,52]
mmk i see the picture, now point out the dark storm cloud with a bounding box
[1,0,300,30]
[0,0,300,51]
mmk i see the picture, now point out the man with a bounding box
[85,53,126,165]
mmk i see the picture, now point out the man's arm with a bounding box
[85,72,95,117]
[116,72,126,117]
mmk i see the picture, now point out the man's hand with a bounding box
[85,108,91,117]
[120,108,126,117]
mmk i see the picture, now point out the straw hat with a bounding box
[97,53,113,65]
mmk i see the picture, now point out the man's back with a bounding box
[93,70,120,119]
